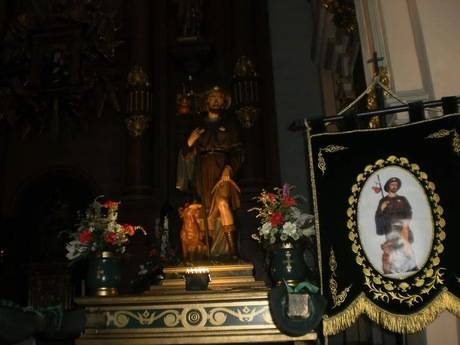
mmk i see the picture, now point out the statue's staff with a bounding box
[377,175,385,198]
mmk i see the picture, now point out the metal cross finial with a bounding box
[367,51,384,75]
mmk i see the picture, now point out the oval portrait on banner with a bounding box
[357,166,434,280]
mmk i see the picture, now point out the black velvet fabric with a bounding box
[308,114,460,317]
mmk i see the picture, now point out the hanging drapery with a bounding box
[305,113,460,335]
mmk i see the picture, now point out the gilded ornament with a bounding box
[426,129,450,138]
[348,196,356,205]
[426,129,460,155]
[400,157,409,165]
[414,278,425,287]
[126,115,150,137]
[387,155,397,163]
[329,248,352,308]
[348,231,356,241]
[411,163,421,171]
[351,243,360,253]
[347,207,354,217]
[438,230,446,240]
[398,282,410,291]
[317,145,348,175]
[452,130,460,154]
[364,165,373,173]
[424,268,434,278]
[435,206,443,215]
[347,219,354,229]
[375,159,385,167]
[384,283,394,291]
[127,65,150,87]
[372,276,382,285]
[436,244,444,253]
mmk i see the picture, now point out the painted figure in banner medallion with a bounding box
[358,166,434,279]
[374,177,417,274]
[177,86,244,260]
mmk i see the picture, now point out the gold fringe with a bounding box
[323,290,460,335]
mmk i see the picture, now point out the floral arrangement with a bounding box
[250,184,315,247]
[65,196,145,262]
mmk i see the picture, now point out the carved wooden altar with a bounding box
[75,263,317,344]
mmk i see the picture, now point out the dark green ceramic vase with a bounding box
[269,242,307,286]
[87,251,121,296]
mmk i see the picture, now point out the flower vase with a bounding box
[269,242,308,286]
[87,251,121,296]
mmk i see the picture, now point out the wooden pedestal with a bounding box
[74,262,317,344]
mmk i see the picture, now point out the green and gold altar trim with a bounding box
[323,289,460,335]
[75,288,317,344]
[96,302,272,331]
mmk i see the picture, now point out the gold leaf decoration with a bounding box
[329,248,352,309]
[425,129,451,139]
[317,145,348,175]
[426,129,460,155]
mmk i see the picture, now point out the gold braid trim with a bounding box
[323,289,460,336]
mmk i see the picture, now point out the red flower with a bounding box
[266,193,277,203]
[104,231,117,245]
[282,196,296,207]
[79,229,93,244]
[270,212,284,227]
[102,200,120,209]
[122,224,136,236]
[372,186,381,194]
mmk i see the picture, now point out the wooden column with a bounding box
[124,0,154,196]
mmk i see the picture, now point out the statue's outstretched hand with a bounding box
[187,128,205,147]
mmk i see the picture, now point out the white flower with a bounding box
[65,240,86,260]
[260,222,272,235]
[282,222,297,237]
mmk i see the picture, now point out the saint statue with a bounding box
[176,86,244,260]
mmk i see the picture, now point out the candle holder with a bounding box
[184,267,211,291]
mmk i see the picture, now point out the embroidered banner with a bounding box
[306,113,460,335]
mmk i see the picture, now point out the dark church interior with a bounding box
[0,0,458,345]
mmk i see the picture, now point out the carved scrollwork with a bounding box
[106,309,181,328]
[106,305,270,329]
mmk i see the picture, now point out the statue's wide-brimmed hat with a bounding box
[384,177,402,192]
